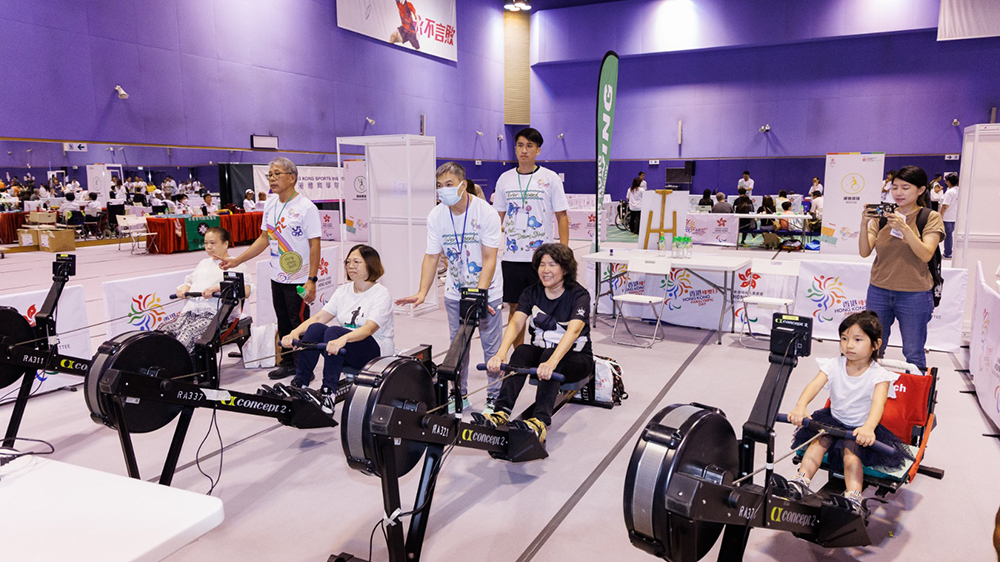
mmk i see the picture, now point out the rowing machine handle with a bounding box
[776,414,896,456]
[291,339,347,355]
[169,291,220,299]
[475,363,565,383]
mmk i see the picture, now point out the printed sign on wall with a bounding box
[821,152,885,254]
[337,0,457,62]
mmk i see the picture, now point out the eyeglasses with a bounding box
[266,172,291,179]
[344,259,365,267]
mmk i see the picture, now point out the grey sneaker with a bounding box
[786,477,811,500]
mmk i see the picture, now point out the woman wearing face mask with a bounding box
[159,227,252,353]
[281,244,395,415]
[859,165,943,372]
[396,162,505,414]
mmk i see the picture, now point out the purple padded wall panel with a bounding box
[0,0,504,160]
[532,0,941,64]
[531,31,1000,160]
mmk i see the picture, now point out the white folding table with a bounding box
[0,456,224,562]
[583,249,751,344]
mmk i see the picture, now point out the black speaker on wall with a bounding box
[685,160,696,176]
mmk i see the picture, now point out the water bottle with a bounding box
[685,236,692,258]
[657,234,666,257]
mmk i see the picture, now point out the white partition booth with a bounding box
[955,124,1000,330]
[336,135,438,315]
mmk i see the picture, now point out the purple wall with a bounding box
[532,0,940,64]
[531,30,1000,163]
[0,1,506,160]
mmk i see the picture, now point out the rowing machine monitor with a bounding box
[222,271,246,300]
[52,253,76,279]
[458,287,487,323]
[770,313,811,358]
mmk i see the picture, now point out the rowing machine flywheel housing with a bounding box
[624,403,739,562]
[342,356,439,478]
[85,331,194,433]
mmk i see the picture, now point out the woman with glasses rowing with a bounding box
[278,244,395,415]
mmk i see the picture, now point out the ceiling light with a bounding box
[504,0,519,11]
[515,0,531,10]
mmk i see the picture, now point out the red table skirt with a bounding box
[0,212,28,244]
[146,212,262,254]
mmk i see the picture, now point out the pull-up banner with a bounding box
[594,50,619,253]
[337,0,457,62]
[820,152,884,254]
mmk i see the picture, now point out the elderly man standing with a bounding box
[222,157,322,380]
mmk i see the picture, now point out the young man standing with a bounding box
[940,173,959,259]
[222,157,322,380]
[737,170,754,194]
[397,162,504,413]
[493,127,570,343]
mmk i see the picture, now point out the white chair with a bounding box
[117,214,157,254]
[611,257,672,348]
[739,258,800,347]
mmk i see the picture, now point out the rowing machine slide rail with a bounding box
[623,313,885,561]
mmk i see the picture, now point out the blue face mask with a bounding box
[436,182,464,206]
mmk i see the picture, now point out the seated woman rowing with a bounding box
[477,243,594,445]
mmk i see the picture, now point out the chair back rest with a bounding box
[119,215,145,231]
[822,369,934,445]
[627,257,672,276]
[750,258,800,299]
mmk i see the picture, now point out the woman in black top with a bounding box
[697,189,713,207]
[479,243,594,445]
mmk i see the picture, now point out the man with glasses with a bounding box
[222,157,322,380]
[493,127,569,346]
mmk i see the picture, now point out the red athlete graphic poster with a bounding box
[337,0,458,62]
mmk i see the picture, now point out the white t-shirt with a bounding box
[627,186,645,211]
[492,165,569,262]
[810,183,823,195]
[880,181,893,202]
[816,356,898,427]
[941,187,959,222]
[810,196,823,219]
[321,282,395,355]
[929,189,944,203]
[426,195,503,302]
[243,199,256,212]
[177,257,252,316]
[738,178,754,193]
[260,192,322,283]
[84,200,102,217]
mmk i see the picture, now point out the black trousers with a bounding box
[496,344,594,426]
[271,280,310,368]
[629,209,641,234]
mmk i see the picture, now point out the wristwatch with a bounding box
[308,276,319,283]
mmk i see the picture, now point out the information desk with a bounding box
[583,249,750,344]
[0,456,223,561]
[0,211,28,243]
[146,212,262,254]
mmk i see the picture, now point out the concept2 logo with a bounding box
[128,293,166,331]
[805,276,846,323]
[769,507,816,527]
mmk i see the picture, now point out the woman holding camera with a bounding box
[859,166,943,372]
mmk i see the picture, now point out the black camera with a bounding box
[865,202,898,217]
[770,313,812,357]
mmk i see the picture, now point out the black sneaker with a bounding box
[268,366,295,380]
[320,386,335,415]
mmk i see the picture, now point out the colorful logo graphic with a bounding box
[354,176,367,194]
[841,173,864,195]
[806,276,846,322]
[716,217,728,227]
[319,257,330,277]
[661,269,693,310]
[127,293,166,331]
[739,267,760,290]
[21,304,38,327]
[604,263,630,291]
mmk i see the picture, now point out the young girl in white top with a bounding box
[280,244,394,413]
[160,227,252,353]
[787,310,912,512]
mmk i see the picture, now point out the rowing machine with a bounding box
[332,288,566,562]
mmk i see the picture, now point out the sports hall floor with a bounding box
[1,241,996,561]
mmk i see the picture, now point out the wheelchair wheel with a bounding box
[615,203,632,232]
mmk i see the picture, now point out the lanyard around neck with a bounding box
[449,194,470,258]
[273,192,297,228]
[516,166,538,208]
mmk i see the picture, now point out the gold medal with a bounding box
[279,251,303,274]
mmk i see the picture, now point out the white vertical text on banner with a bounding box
[821,153,884,254]
[972,262,1000,429]
[336,0,457,62]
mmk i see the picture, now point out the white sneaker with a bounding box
[320,386,335,416]
[482,399,496,416]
